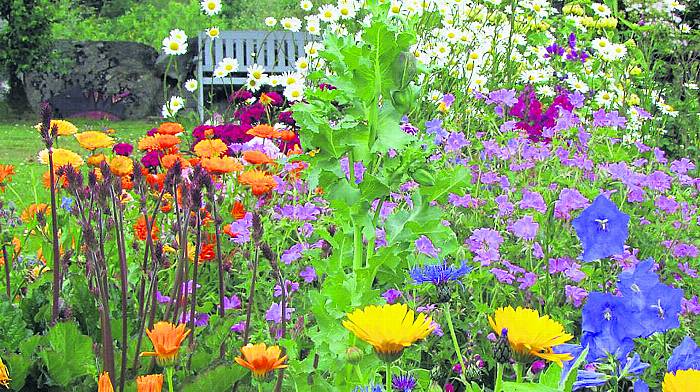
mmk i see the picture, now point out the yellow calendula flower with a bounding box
[109,156,134,177]
[342,303,434,362]
[663,369,700,392]
[234,343,288,379]
[141,321,190,366]
[74,131,115,150]
[34,119,78,136]
[0,355,10,388]
[489,306,573,367]
[38,148,84,168]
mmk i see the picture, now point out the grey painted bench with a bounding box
[196,30,310,121]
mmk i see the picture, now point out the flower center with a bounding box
[652,299,665,319]
[595,218,609,231]
[603,308,612,321]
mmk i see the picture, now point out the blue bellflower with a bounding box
[409,261,472,286]
[581,292,643,361]
[354,385,383,392]
[638,283,683,337]
[572,195,630,262]
[667,337,700,373]
[617,259,659,309]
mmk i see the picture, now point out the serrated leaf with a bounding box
[181,364,245,392]
[38,321,95,387]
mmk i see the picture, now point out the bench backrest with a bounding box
[198,30,309,76]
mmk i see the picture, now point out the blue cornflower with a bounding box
[409,261,472,286]
[60,196,74,213]
[667,337,700,373]
[392,374,417,392]
[353,385,383,392]
[572,195,630,262]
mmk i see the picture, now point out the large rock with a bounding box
[24,40,163,119]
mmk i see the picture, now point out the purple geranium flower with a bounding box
[415,235,440,258]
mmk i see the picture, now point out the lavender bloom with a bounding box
[554,188,589,220]
[382,288,401,304]
[156,291,171,304]
[299,266,317,283]
[445,132,470,152]
[265,302,295,324]
[490,268,515,284]
[274,202,321,221]
[415,235,440,258]
[517,272,537,290]
[353,385,382,392]
[572,195,630,262]
[230,321,246,333]
[339,156,366,184]
[229,212,252,244]
[274,280,300,297]
[60,197,74,213]
[468,228,504,265]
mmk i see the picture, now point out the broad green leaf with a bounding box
[181,364,245,392]
[539,364,562,387]
[38,321,95,387]
[502,382,561,392]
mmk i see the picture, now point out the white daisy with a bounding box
[283,83,305,102]
[300,0,313,11]
[206,26,220,40]
[200,0,222,16]
[264,17,277,27]
[162,37,188,55]
[184,79,198,92]
[318,4,340,22]
[280,17,302,32]
[247,64,267,81]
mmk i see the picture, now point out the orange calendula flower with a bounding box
[157,122,185,135]
[0,164,15,192]
[489,306,574,367]
[154,134,181,150]
[231,201,246,220]
[279,129,297,142]
[0,355,10,388]
[259,93,274,105]
[147,173,166,191]
[38,148,84,168]
[74,131,114,150]
[198,243,215,262]
[194,139,228,158]
[243,150,274,165]
[223,224,238,238]
[246,124,280,139]
[35,119,78,136]
[87,154,107,166]
[42,170,70,189]
[161,154,190,169]
[234,343,288,379]
[109,156,134,177]
[141,322,190,366]
[238,170,277,196]
[201,156,243,174]
[135,374,164,392]
[97,371,114,392]
[21,203,51,223]
[133,216,159,242]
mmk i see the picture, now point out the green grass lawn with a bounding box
[0,118,159,207]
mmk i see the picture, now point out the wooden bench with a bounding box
[196,30,310,121]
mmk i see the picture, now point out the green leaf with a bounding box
[38,321,96,387]
[5,352,32,391]
[502,382,561,392]
[420,165,471,202]
[180,364,245,392]
[539,364,562,387]
[562,346,589,391]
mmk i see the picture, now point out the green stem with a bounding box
[166,367,174,392]
[444,304,467,382]
[355,365,364,383]
[352,220,362,272]
[258,382,263,392]
[514,362,524,383]
[385,362,391,392]
[495,363,504,392]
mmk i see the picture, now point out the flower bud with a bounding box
[346,346,363,365]
[493,328,512,364]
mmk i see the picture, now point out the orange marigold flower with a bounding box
[74,131,114,150]
[202,156,243,174]
[109,156,134,177]
[238,170,277,196]
[198,243,215,262]
[138,136,160,151]
[223,224,238,238]
[0,237,21,266]
[279,129,296,141]
[42,170,69,190]
[157,122,185,135]
[134,216,159,242]
[87,154,107,166]
[147,173,166,191]
[141,322,190,366]
[287,145,303,156]
[243,150,274,165]
[97,371,114,392]
[231,201,246,220]
[246,124,280,139]
[194,139,228,158]
[259,93,274,105]
[235,343,288,379]
[135,374,163,392]
[121,176,134,190]
[161,154,190,170]
[155,134,181,150]
[0,164,15,192]
[21,203,51,223]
